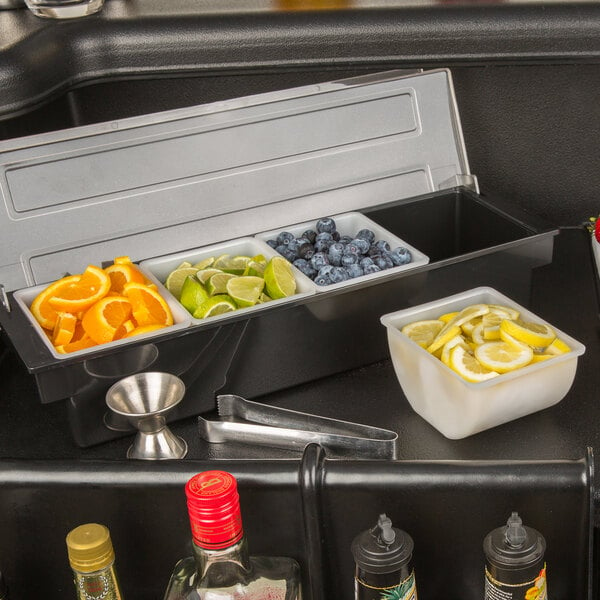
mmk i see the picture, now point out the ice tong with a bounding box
[197,394,398,459]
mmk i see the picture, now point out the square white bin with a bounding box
[140,237,316,325]
[255,212,429,292]
[380,287,586,439]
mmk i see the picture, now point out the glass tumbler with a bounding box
[24,0,104,18]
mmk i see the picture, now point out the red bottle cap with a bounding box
[185,470,244,550]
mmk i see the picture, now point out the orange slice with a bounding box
[48,265,111,314]
[30,274,81,330]
[113,319,136,340]
[81,296,132,344]
[104,263,146,294]
[124,324,166,338]
[55,335,97,354]
[52,312,78,347]
[113,255,133,265]
[123,282,174,327]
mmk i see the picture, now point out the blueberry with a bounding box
[332,231,341,242]
[364,264,382,275]
[373,239,391,253]
[351,238,370,255]
[266,239,278,249]
[303,229,317,244]
[278,247,298,263]
[314,274,331,286]
[359,256,374,268]
[329,266,349,284]
[374,254,393,270]
[293,258,317,279]
[296,237,311,246]
[315,232,333,243]
[317,264,334,279]
[314,239,331,253]
[310,252,330,270]
[341,253,358,267]
[356,229,375,244]
[287,238,302,254]
[328,242,345,266]
[345,264,364,279]
[316,217,336,234]
[339,235,353,245]
[277,231,295,246]
[297,242,315,260]
[390,246,412,266]
[343,242,360,256]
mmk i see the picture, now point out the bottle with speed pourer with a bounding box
[483,512,547,600]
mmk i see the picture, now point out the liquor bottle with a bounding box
[163,470,302,600]
[66,523,124,600]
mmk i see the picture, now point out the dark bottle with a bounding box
[483,512,547,600]
[351,514,417,600]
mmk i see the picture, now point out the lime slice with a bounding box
[263,257,297,299]
[213,254,253,275]
[226,276,265,308]
[449,345,499,383]
[400,319,445,349]
[196,268,223,284]
[192,295,237,319]
[193,257,215,270]
[179,275,209,314]
[474,341,533,373]
[499,319,556,349]
[243,259,267,277]
[206,272,239,296]
[165,266,199,299]
[258,293,272,304]
[176,261,193,269]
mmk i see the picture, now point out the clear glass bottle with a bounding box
[66,523,124,600]
[163,470,302,600]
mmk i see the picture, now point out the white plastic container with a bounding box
[12,275,191,360]
[140,237,316,325]
[255,212,429,292]
[380,287,586,439]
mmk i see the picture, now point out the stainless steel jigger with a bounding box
[105,372,188,460]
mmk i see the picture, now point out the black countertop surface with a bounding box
[1,226,598,479]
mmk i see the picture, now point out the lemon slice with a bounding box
[439,311,459,324]
[165,266,199,299]
[263,257,297,299]
[400,320,445,348]
[461,315,482,338]
[530,354,553,363]
[179,275,209,314]
[474,341,533,373]
[449,345,500,383]
[471,323,486,346]
[440,334,470,366]
[544,337,571,355]
[226,276,265,308]
[481,312,505,340]
[206,272,239,296]
[499,319,556,349]
[427,325,462,354]
[488,304,520,320]
[192,295,237,319]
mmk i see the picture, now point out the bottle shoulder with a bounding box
[164,555,301,600]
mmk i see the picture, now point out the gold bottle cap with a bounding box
[66,523,115,573]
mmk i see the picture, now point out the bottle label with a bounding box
[484,564,547,600]
[355,569,417,600]
[74,569,122,600]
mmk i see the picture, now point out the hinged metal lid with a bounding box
[0,68,473,291]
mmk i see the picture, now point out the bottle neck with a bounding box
[72,563,122,600]
[192,535,251,582]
